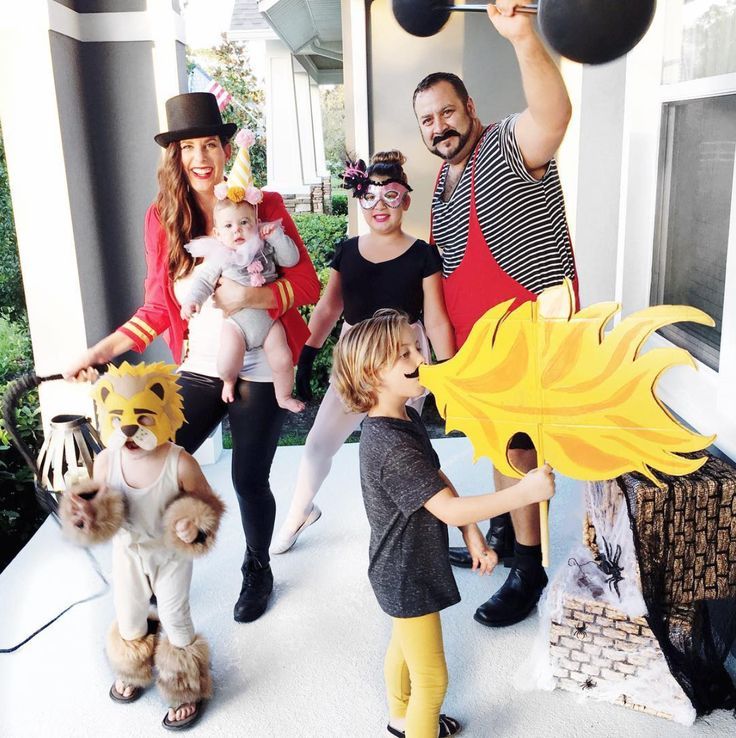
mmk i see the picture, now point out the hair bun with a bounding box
[370,150,406,167]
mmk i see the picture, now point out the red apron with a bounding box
[434,126,579,348]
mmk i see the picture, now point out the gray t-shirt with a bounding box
[359,408,461,618]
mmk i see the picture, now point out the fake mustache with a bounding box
[404,367,420,379]
[432,130,459,146]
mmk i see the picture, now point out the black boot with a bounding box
[448,513,516,568]
[473,542,547,628]
[233,558,274,623]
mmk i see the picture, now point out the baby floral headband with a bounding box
[214,129,263,205]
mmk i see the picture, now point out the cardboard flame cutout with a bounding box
[419,280,715,564]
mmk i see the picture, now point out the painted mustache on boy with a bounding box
[404,366,421,379]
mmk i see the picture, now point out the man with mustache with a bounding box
[413,0,579,628]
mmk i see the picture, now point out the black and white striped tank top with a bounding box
[431,115,576,293]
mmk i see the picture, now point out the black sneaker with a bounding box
[233,559,274,623]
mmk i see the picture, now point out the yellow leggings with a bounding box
[384,611,448,738]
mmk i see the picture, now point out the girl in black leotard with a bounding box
[272,150,455,554]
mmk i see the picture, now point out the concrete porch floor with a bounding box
[0,437,733,737]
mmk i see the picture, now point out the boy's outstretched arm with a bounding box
[425,464,555,528]
[438,470,496,575]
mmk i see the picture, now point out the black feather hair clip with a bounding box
[341,157,370,198]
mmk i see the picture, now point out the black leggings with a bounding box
[175,371,286,567]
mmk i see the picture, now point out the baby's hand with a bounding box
[520,463,555,505]
[462,523,498,575]
[175,517,198,544]
[180,303,199,320]
[259,219,282,239]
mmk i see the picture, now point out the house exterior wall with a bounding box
[367,4,526,242]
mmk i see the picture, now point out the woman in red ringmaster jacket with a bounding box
[65,93,320,629]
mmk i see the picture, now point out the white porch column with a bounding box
[558,57,627,308]
[340,0,370,235]
[294,65,319,185]
[264,39,309,193]
[311,79,328,178]
[0,1,184,426]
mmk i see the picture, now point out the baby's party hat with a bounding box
[214,129,263,205]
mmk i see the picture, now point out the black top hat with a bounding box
[154,92,237,148]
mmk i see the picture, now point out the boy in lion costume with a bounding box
[58,361,225,730]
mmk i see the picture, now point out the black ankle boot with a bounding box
[473,560,547,628]
[448,513,516,569]
[485,512,516,565]
[234,559,274,623]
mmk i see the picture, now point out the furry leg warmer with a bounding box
[106,621,156,687]
[155,635,213,706]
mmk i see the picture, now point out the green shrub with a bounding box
[294,214,348,399]
[0,313,45,571]
[1,126,26,320]
[294,213,347,272]
[331,192,348,216]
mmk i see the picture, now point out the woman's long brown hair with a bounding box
[156,142,210,281]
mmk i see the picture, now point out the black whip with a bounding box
[2,371,63,515]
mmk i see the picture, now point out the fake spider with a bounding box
[571,621,588,641]
[581,677,597,691]
[567,558,604,598]
[596,537,625,599]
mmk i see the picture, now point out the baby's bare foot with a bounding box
[278,396,305,413]
[168,702,197,723]
[114,679,136,699]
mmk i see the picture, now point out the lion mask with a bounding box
[92,362,185,451]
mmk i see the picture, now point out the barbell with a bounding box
[391,0,657,65]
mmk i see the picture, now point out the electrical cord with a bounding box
[1,368,110,654]
[0,543,109,653]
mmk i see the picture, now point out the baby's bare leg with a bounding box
[218,321,247,403]
[264,320,304,413]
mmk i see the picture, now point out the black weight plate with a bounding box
[392,0,452,38]
[539,0,656,65]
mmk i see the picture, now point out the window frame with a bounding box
[646,71,736,460]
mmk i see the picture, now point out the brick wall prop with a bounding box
[615,456,736,714]
[548,590,695,724]
[538,455,736,723]
[532,476,696,723]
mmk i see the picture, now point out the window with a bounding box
[650,94,736,370]
[663,0,736,84]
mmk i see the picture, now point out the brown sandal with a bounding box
[387,714,461,737]
[108,682,143,703]
[162,701,203,731]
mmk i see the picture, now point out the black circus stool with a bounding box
[391,0,657,65]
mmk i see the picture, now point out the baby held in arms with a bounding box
[180,192,304,412]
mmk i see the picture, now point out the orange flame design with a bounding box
[419,281,715,483]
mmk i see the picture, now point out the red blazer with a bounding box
[117,191,320,365]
